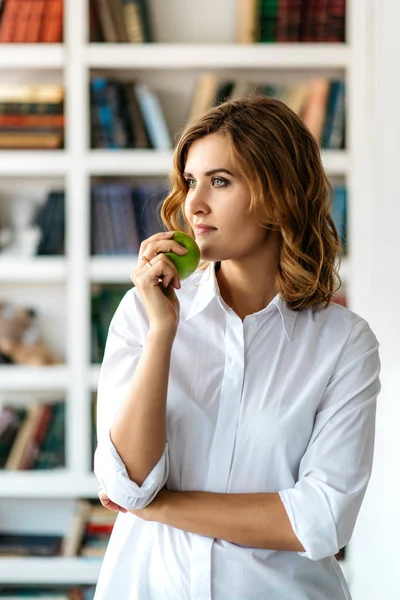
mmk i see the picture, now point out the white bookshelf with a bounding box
[0,0,367,592]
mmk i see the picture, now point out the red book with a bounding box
[0,114,65,127]
[40,0,63,43]
[86,523,114,535]
[12,0,31,42]
[25,0,46,42]
[0,0,20,42]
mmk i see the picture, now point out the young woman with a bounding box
[93,96,381,600]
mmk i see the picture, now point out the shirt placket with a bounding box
[190,310,245,599]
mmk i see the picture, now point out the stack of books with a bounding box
[237,0,346,43]
[189,76,346,150]
[0,0,63,43]
[0,400,65,470]
[0,84,64,149]
[62,499,118,559]
[90,78,171,150]
[89,0,152,43]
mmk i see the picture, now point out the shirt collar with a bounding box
[184,262,297,341]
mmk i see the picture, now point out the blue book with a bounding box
[90,78,118,149]
[331,186,347,251]
[321,80,345,149]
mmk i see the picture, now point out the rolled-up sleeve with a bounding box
[279,319,381,561]
[93,289,169,510]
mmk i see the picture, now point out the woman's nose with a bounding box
[186,184,209,213]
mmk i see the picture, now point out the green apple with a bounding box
[165,231,201,280]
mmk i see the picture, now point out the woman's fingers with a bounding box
[131,251,181,289]
[98,487,127,513]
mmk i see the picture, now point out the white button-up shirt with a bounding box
[94,261,381,600]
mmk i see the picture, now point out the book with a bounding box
[0,533,63,557]
[40,0,63,43]
[4,403,43,470]
[188,74,220,121]
[62,500,93,557]
[25,0,49,43]
[0,0,19,43]
[123,0,146,43]
[301,78,330,143]
[134,82,172,150]
[92,0,118,43]
[12,0,31,43]
[236,0,258,43]
[107,0,129,42]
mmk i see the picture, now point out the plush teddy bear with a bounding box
[0,302,59,365]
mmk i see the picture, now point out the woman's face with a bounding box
[183,133,268,263]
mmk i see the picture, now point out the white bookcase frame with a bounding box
[0,0,370,590]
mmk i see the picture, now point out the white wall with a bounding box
[350,0,400,597]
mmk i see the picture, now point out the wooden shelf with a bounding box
[0,557,101,584]
[86,43,350,70]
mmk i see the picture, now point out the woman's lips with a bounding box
[193,226,216,235]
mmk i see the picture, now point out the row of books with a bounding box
[189,76,346,150]
[91,181,167,255]
[0,0,63,43]
[0,401,65,470]
[90,0,152,43]
[0,84,64,149]
[0,588,95,600]
[237,0,346,43]
[62,499,117,558]
[0,500,116,559]
[90,77,171,150]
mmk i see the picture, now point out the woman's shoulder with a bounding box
[306,300,379,347]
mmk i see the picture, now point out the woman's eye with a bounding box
[185,178,196,188]
[212,177,228,187]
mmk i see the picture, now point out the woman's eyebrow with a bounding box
[183,168,234,177]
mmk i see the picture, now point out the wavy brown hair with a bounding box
[160,94,343,311]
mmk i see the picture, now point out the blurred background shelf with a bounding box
[0,471,98,498]
[0,257,65,282]
[0,557,101,584]
[0,366,68,390]
[86,43,350,70]
[0,44,64,68]
[0,151,67,176]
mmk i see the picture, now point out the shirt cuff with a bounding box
[279,483,339,561]
[94,433,170,510]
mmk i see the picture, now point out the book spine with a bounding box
[25,0,47,43]
[0,0,20,42]
[236,0,259,43]
[134,82,172,150]
[92,0,118,43]
[12,0,31,42]
[123,0,145,43]
[40,0,63,43]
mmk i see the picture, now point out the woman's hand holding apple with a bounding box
[131,231,185,335]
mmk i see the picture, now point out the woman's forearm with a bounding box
[131,490,305,552]
[110,328,174,486]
